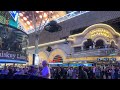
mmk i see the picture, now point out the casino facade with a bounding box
[26,11,120,65]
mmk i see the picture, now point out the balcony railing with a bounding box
[72,47,120,58]
[55,11,90,23]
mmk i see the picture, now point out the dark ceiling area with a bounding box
[104,17,120,33]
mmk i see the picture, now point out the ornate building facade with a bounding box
[27,23,120,65]
[27,11,120,65]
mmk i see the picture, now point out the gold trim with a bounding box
[24,23,120,50]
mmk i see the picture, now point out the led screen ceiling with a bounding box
[18,11,67,32]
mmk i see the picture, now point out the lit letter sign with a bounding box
[89,28,112,39]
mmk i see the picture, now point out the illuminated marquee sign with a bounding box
[89,28,112,39]
[0,50,27,61]
[97,58,116,61]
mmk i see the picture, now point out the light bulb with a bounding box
[43,13,47,18]
[19,13,23,17]
[36,11,39,13]
[23,17,27,21]
[27,21,30,25]
[39,15,42,18]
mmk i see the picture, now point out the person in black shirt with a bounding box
[104,68,109,79]
[87,67,94,79]
[78,66,88,79]
[101,69,105,79]
[54,68,61,79]
[114,67,119,79]
[63,68,67,79]
[59,67,64,79]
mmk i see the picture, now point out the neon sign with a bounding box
[89,28,112,39]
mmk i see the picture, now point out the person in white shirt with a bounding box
[41,60,51,79]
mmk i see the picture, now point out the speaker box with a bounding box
[33,54,35,65]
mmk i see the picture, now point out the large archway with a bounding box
[52,55,63,63]
[49,49,66,63]
[38,51,48,62]
[83,39,93,50]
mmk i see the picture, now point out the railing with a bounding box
[72,48,120,57]
[55,11,90,23]
[74,46,118,52]
[26,11,90,34]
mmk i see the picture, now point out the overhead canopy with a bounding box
[18,11,67,32]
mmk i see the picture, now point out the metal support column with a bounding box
[32,11,39,65]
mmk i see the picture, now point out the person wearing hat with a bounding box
[40,60,51,79]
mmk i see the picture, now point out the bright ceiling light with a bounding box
[53,16,56,19]
[19,13,23,17]
[44,17,48,21]
[56,14,59,17]
[26,16,29,18]
[27,21,30,25]
[23,17,27,21]
[39,15,42,18]
[30,26,33,29]
[43,13,47,18]
[49,11,53,14]
[42,20,45,24]
[21,19,24,21]
[36,11,39,13]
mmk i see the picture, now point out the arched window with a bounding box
[52,55,63,63]
[95,39,105,49]
[83,39,93,50]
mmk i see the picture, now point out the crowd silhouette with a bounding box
[0,64,120,79]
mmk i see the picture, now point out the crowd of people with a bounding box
[0,62,120,79]
[50,65,120,79]
[0,60,51,79]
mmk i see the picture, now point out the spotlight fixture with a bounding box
[46,46,53,52]
[44,20,62,33]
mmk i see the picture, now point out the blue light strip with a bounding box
[0,59,27,64]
